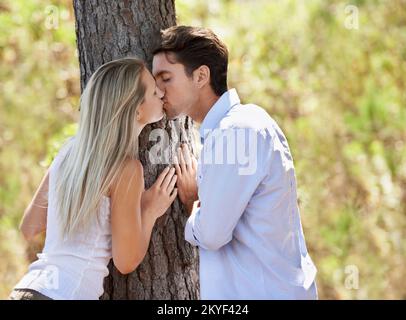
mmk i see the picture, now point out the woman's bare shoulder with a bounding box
[109,158,144,198]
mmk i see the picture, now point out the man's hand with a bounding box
[174,143,199,215]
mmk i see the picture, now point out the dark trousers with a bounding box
[8,288,53,300]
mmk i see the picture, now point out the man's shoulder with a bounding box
[217,102,293,155]
[219,103,278,134]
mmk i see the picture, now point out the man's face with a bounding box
[152,52,198,120]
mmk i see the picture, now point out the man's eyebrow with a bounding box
[154,70,170,78]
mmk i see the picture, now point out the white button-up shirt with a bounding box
[185,88,318,299]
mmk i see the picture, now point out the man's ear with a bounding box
[193,65,210,89]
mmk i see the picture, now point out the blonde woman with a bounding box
[9,57,178,300]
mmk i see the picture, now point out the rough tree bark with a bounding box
[73,0,199,299]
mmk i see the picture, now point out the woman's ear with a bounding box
[136,107,143,122]
[193,65,210,89]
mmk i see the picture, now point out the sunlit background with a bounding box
[0,0,405,299]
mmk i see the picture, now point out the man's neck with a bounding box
[192,91,221,124]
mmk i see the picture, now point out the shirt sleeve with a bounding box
[184,128,270,250]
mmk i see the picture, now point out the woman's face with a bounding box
[137,69,165,125]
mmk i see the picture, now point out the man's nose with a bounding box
[157,87,165,99]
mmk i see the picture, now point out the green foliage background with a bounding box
[0,0,405,299]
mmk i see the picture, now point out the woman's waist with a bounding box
[14,264,107,300]
[30,251,111,275]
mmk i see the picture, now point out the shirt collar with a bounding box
[199,88,240,143]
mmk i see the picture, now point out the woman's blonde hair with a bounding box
[55,57,146,237]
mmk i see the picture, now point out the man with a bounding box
[152,26,317,299]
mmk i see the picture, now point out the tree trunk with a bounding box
[73,0,199,300]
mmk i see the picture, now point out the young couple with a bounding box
[9,26,317,300]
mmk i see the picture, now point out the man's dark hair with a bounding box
[153,25,229,96]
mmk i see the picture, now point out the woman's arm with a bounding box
[110,160,177,274]
[19,170,49,241]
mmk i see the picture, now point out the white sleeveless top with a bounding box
[14,141,112,300]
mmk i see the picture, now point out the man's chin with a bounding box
[165,112,181,121]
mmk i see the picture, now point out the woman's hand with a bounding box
[141,166,178,219]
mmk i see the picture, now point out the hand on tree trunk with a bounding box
[174,143,199,215]
[141,166,178,219]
